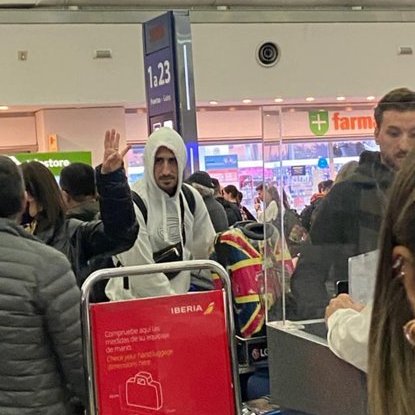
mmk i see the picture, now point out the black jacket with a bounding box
[66,199,99,222]
[35,166,138,287]
[216,197,243,226]
[289,151,394,320]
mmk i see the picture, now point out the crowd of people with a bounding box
[1,87,415,414]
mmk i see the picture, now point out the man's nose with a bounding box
[400,134,414,152]
[161,161,171,175]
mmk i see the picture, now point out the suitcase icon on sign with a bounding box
[126,371,163,410]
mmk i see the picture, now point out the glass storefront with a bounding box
[125,101,381,341]
[127,104,379,216]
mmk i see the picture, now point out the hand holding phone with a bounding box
[254,197,261,212]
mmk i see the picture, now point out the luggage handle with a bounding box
[81,259,242,415]
[135,372,152,385]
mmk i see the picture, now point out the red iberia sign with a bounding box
[90,290,235,415]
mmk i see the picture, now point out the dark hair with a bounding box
[223,184,239,199]
[255,183,264,192]
[374,88,415,128]
[20,161,66,232]
[368,149,415,415]
[60,162,96,202]
[0,156,25,218]
[211,177,221,196]
[237,191,243,204]
[266,185,290,211]
[320,179,334,192]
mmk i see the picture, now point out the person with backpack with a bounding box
[106,127,216,300]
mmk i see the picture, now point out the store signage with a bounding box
[205,155,239,184]
[309,111,329,136]
[9,151,92,176]
[291,165,306,176]
[317,157,329,169]
[331,112,375,131]
[205,154,238,170]
[90,290,235,415]
[281,109,376,139]
[307,110,376,137]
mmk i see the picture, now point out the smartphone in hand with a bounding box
[336,280,349,295]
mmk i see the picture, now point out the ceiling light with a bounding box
[209,100,218,105]
[336,96,346,101]
[366,96,376,101]
[305,97,315,102]
[289,108,296,113]
[274,98,284,103]
[0,106,9,111]
[242,99,252,104]
[345,106,353,112]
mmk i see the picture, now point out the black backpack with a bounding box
[274,208,309,257]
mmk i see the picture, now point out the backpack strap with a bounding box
[181,183,196,215]
[131,190,148,224]
[131,185,195,225]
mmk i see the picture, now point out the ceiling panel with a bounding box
[24,0,415,7]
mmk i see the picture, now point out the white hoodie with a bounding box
[106,127,215,300]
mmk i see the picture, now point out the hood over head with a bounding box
[143,127,187,197]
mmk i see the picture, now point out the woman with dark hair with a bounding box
[21,129,138,287]
[218,184,242,226]
[255,184,280,223]
[22,161,67,238]
[368,149,415,415]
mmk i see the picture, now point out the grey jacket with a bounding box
[203,194,229,232]
[0,219,85,414]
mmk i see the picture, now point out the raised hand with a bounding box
[101,129,131,174]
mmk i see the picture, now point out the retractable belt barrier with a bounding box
[81,260,242,415]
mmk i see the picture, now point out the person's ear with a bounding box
[20,191,28,213]
[393,245,415,312]
[61,189,70,205]
[26,191,34,202]
[374,123,380,145]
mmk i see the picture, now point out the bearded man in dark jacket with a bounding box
[0,155,85,414]
[289,88,415,320]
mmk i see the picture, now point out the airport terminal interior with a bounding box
[1,1,415,414]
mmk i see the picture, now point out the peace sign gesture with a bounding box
[101,129,131,174]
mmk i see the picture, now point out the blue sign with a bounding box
[317,157,329,169]
[205,155,238,170]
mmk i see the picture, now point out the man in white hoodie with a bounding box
[106,127,216,299]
